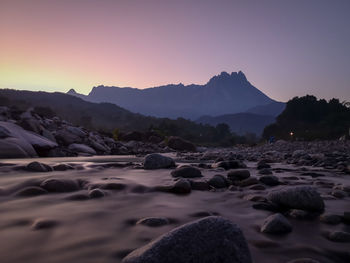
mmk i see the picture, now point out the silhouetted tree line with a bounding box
[263,95,350,140]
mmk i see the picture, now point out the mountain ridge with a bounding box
[68,71,284,119]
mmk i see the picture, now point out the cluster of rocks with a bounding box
[0,106,197,158]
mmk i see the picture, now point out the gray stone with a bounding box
[143,153,175,169]
[68,143,96,155]
[53,163,74,171]
[227,169,250,181]
[208,174,228,188]
[320,214,342,225]
[26,161,53,172]
[89,188,105,198]
[40,178,80,192]
[327,231,350,242]
[268,186,325,212]
[171,166,202,178]
[261,213,292,234]
[190,180,210,191]
[170,179,191,194]
[122,216,252,263]
[258,168,273,175]
[136,217,169,227]
[14,186,48,197]
[259,175,279,186]
[31,218,58,230]
[213,160,246,170]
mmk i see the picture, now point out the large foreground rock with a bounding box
[0,121,57,158]
[268,186,325,212]
[122,216,252,263]
[143,153,175,169]
[167,136,196,152]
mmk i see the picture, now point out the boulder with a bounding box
[55,129,82,145]
[327,231,350,242]
[40,178,80,192]
[259,175,279,186]
[89,188,105,198]
[68,143,96,155]
[167,136,196,152]
[227,169,250,181]
[122,216,252,263]
[213,160,246,170]
[260,213,292,234]
[171,166,202,178]
[26,161,53,172]
[208,174,228,188]
[268,186,325,212]
[258,168,273,175]
[143,153,175,169]
[170,179,192,194]
[136,217,169,227]
[14,186,48,197]
[0,138,34,158]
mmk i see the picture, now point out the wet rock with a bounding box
[167,136,196,152]
[213,160,246,170]
[268,186,325,212]
[89,188,105,198]
[331,190,348,198]
[259,175,279,186]
[32,218,58,230]
[136,217,169,227]
[53,163,74,171]
[320,214,342,225]
[227,169,250,181]
[171,166,202,178]
[239,177,259,187]
[288,209,318,220]
[26,161,53,172]
[327,231,350,242]
[40,178,80,192]
[143,153,175,169]
[190,180,210,191]
[208,174,228,188]
[258,168,273,175]
[257,160,271,170]
[14,186,48,197]
[0,138,33,158]
[243,194,267,202]
[170,179,191,194]
[68,143,96,155]
[189,211,216,218]
[261,213,292,234]
[122,216,252,263]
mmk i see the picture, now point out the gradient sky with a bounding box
[1,0,349,102]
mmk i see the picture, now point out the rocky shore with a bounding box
[0,137,349,263]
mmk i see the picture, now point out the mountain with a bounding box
[246,101,285,117]
[69,71,282,119]
[196,113,276,136]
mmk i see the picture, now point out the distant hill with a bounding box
[197,113,275,136]
[0,89,247,145]
[246,101,285,117]
[68,71,283,119]
[263,95,350,140]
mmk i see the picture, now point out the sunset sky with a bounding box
[1,0,349,101]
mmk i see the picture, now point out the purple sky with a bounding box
[1,0,349,101]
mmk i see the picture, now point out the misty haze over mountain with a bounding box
[68,71,285,120]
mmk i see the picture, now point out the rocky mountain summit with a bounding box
[68,71,285,119]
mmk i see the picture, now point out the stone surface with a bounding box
[136,217,169,227]
[143,153,175,169]
[208,174,228,188]
[259,175,279,186]
[14,186,48,197]
[40,178,80,192]
[227,169,250,181]
[171,166,202,178]
[261,213,292,234]
[268,186,325,212]
[122,216,252,263]
[26,161,53,172]
[167,136,196,152]
[68,143,96,155]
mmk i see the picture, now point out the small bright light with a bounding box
[290,132,294,136]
